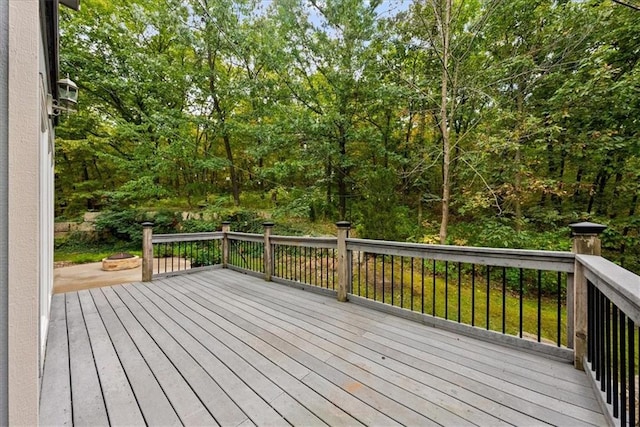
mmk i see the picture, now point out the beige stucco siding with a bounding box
[7,0,42,424]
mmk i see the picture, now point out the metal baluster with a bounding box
[629,319,636,427]
[432,260,436,316]
[486,265,490,330]
[421,258,425,314]
[373,254,377,301]
[605,297,611,404]
[472,264,476,327]
[382,255,386,304]
[620,311,627,426]
[445,261,449,320]
[613,305,619,419]
[400,257,404,309]
[358,249,361,296]
[588,282,594,363]
[391,255,395,306]
[332,248,335,289]
[365,253,369,299]
[299,246,302,281]
[537,270,542,341]
[501,267,506,334]
[410,258,414,311]
[557,272,562,346]
[519,268,523,338]
[458,262,462,323]
[595,288,601,382]
[320,248,324,287]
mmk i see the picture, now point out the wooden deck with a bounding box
[39,269,606,426]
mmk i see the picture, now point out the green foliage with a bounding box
[219,208,265,233]
[56,0,640,274]
[55,233,141,264]
[354,168,416,241]
[181,219,221,233]
[93,209,180,244]
[447,219,571,252]
[190,248,222,267]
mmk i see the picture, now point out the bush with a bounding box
[354,168,415,241]
[181,219,221,233]
[220,208,264,233]
[94,208,180,244]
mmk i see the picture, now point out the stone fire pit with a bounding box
[101,252,141,271]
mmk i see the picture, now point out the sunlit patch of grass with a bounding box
[350,257,568,346]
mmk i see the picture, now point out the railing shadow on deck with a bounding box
[141,220,639,426]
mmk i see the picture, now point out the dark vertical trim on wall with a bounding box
[0,0,10,423]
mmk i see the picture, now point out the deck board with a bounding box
[90,287,205,424]
[187,271,601,426]
[77,290,145,426]
[212,273,598,410]
[41,268,607,426]
[66,292,110,426]
[39,295,72,427]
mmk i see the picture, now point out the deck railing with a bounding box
[578,254,640,425]
[141,219,640,425]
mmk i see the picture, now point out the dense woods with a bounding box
[56,0,640,271]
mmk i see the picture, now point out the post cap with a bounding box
[141,222,154,227]
[221,221,231,225]
[263,221,275,227]
[336,221,351,229]
[569,222,607,236]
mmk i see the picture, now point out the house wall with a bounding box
[0,0,9,424]
[39,22,55,368]
[6,0,43,424]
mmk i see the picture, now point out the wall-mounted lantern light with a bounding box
[58,76,78,106]
[49,75,78,116]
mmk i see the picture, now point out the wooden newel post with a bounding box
[336,221,351,302]
[570,221,606,371]
[142,222,154,282]
[263,222,274,281]
[222,221,231,268]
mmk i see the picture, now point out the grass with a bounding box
[55,241,141,264]
[270,251,568,346]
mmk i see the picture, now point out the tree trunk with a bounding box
[326,158,332,216]
[620,189,638,268]
[338,127,348,220]
[514,146,522,232]
[438,0,452,245]
[223,134,240,206]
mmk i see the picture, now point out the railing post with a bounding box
[222,221,231,268]
[263,222,274,281]
[336,221,351,302]
[142,222,154,282]
[570,221,606,370]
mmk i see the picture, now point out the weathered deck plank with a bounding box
[189,270,601,426]
[66,292,109,426]
[39,295,72,427]
[77,290,145,426]
[90,287,183,426]
[144,280,365,426]
[131,283,328,427]
[177,275,490,426]
[40,268,606,426]
[209,271,600,412]
[108,285,251,427]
